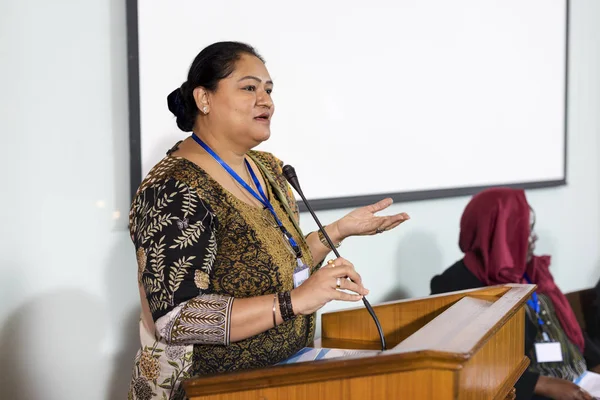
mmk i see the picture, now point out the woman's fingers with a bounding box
[365,198,393,213]
[294,256,370,314]
[580,388,593,400]
[337,277,369,296]
[335,291,363,302]
[377,213,410,232]
[321,257,369,301]
[330,264,363,287]
[382,220,403,231]
[330,266,368,295]
[328,256,351,268]
[326,257,356,274]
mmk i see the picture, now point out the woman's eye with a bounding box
[266,88,273,95]
[243,85,256,92]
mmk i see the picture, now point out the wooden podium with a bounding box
[184,284,535,400]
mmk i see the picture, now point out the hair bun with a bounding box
[166,84,194,132]
[167,88,185,118]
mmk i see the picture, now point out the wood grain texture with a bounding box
[187,369,457,400]
[457,307,528,399]
[184,284,536,400]
[321,285,515,349]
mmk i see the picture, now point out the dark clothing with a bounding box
[591,280,600,347]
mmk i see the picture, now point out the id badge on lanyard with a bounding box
[535,341,563,363]
[293,258,310,288]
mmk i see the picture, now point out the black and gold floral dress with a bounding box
[127,147,316,400]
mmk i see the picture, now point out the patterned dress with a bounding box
[127,148,316,400]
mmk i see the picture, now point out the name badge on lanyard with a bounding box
[535,342,563,363]
[293,258,310,288]
[525,278,564,363]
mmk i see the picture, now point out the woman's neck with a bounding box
[192,130,248,171]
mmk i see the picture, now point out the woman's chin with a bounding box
[251,128,271,144]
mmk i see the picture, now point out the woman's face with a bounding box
[527,207,538,262]
[204,54,275,149]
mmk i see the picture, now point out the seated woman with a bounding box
[430,188,600,400]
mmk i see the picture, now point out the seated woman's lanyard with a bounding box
[524,273,550,342]
[524,273,565,363]
[191,134,307,278]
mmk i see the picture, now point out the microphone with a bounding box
[282,164,387,351]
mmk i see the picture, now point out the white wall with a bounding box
[0,1,598,399]
[0,0,136,399]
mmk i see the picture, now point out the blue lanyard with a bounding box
[527,291,542,322]
[524,273,550,341]
[191,133,301,258]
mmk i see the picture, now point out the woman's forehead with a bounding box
[230,54,271,81]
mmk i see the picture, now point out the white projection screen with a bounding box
[127,0,568,210]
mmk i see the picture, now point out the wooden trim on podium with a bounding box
[183,351,464,397]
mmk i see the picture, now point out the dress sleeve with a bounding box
[130,178,233,345]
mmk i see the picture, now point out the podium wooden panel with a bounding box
[184,284,535,399]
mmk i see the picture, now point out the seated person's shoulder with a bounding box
[430,259,484,295]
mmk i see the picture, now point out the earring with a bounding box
[202,106,209,114]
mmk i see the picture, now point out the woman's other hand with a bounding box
[536,376,593,400]
[291,257,369,315]
[590,365,600,374]
[330,198,409,240]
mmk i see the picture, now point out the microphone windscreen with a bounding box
[282,165,300,192]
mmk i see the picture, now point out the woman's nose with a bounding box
[257,90,273,108]
[530,232,538,243]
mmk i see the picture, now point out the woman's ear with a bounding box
[193,87,210,114]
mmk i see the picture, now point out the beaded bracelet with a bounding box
[278,291,295,322]
[283,291,294,321]
[277,292,290,321]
